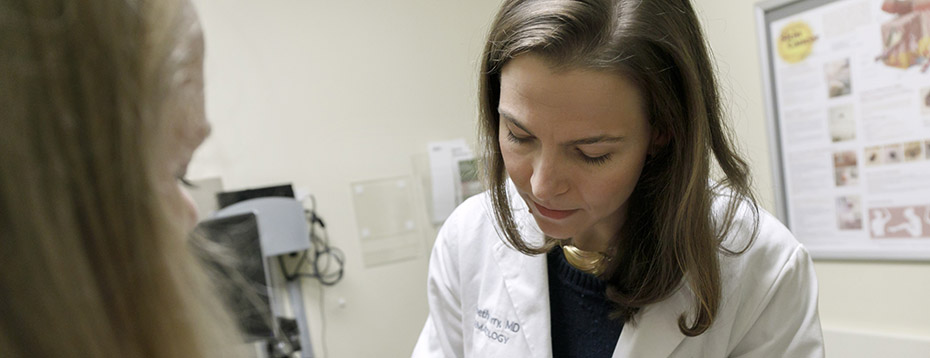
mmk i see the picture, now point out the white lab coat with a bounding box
[412,186,824,357]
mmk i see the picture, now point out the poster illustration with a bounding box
[759,0,930,259]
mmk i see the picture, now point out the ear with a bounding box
[648,128,669,155]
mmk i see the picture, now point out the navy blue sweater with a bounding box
[547,248,623,358]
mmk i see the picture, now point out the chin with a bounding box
[533,216,574,240]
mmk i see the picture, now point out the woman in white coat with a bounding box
[413,0,824,357]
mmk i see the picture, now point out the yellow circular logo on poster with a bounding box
[777,21,817,64]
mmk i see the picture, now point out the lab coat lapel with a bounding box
[612,285,691,358]
[492,237,551,357]
[489,188,553,358]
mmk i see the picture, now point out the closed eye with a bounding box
[506,130,532,144]
[579,151,611,165]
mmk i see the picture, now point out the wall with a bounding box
[691,0,930,353]
[187,1,502,357]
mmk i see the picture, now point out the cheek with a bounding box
[583,156,648,210]
[499,139,531,185]
[591,174,634,208]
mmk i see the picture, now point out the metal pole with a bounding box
[286,280,315,358]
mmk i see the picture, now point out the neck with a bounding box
[572,204,628,252]
[570,234,611,252]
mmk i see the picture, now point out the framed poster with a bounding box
[756,0,930,260]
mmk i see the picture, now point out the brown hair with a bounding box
[479,0,759,336]
[0,0,245,356]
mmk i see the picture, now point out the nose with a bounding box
[529,149,569,202]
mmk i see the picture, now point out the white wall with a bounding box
[187,1,502,357]
[189,0,930,357]
[691,0,930,354]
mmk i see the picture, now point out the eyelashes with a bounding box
[505,130,612,166]
[506,131,530,144]
[580,153,611,166]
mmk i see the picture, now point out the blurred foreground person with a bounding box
[0,1,248,357]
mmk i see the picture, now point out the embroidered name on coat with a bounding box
[474,308,521,344]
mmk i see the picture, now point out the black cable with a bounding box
[278,195,344,285]
[300,225,345,285]
[292,195,345,286]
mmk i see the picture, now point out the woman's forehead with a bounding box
[498,54,646,132]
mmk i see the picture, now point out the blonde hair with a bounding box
[479,0,759,336]
[0,0,246,356]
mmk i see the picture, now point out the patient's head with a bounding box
[0,0,244,356]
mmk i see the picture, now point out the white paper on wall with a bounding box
[427,139,472,224]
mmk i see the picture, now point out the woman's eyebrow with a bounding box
[499,108,624,145]
[568,135,623,146]
[499,109,535,136]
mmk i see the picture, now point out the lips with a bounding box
[533,202,577,220]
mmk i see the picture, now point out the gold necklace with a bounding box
[561,244,609,276]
